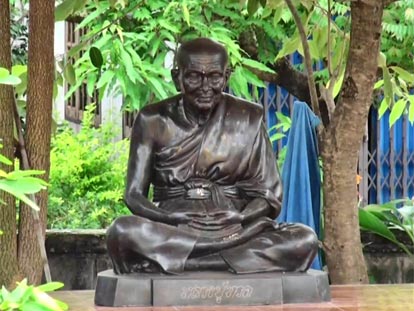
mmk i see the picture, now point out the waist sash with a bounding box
[153,184,242,202]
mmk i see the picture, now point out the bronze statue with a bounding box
[106,38,318,275]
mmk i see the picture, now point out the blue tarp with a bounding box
[277,101,322,270]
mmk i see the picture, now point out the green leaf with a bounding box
[119,48,136,83]
[242,58,275,73]
[0,68,21,85]
[159,20,180,33]
[268,0,284,9]
[276,112,291,125]
[247,0,259,15]
[182,3,190,26]
[0,182,39,210]
[0,154,12,165]
[389,98,406,127]
[67,40,88,58]
[21,302,50,311]
[377,52,387,68]
[378,97,389,119]
[96,70,115,89]
[308,40,320,60]
[55,0,75,22]
[89,47,103,68]
[241,68,266,87]
[300,0,313,11]
[147,76,168,100]
[408,95,414,124]
[390,66,414,84]
[272,7,284,26]
[37,282,64,292]
[0,74,21,85]
[12,64,27,77]
[229,67,250,99]
[1,176,46,193]
[87,72,97,97]
[73,0,87,13]
[374,79,384,90]
[63,64,76,85]
[359,208,398,243]
[270,133,285,142]
[398,205,414,224]
[275,35,300,60]
[332,69,345,98]
[383,66,393,106]
[75,8,103,30]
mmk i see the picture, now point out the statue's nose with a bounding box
[201,76,210,91]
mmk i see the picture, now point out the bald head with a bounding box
[175,38,228,69]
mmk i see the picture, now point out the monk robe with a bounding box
[107,93,318,274]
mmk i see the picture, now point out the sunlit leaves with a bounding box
[63,64,76,86]
[275,34,300,60]
[0,67,21,85]
[360,199,414,256]
[390,66,414,84]
[242,58,275,73]
[55,0,88,22]
[0,145,47,211]
[0,279,67,311]
[389,99,407,127]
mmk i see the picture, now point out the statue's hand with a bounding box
[191,210,244,227]
[167,212,206,225]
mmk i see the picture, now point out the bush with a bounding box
[48,106,130,229]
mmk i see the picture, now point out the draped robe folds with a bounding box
[107,93,318,274]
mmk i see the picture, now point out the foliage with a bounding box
[0,279,67,311]
[246,0,414,128]
[55,0,413,127]
[56,0,289,111]
[10,0,29,65]
[359,199,414,256]
[48,105,129,229]
[382,0,414,69]
[0,151,47,211]
[0,68,21,86]
[268,112,291,171]
[0,68,46,211]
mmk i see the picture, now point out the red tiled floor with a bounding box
[51,284,414,311]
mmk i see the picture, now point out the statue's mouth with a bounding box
[197,96,213,103]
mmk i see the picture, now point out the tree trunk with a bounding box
[0,0,21,288]
[17,0,55,285]
[321,0,384,284]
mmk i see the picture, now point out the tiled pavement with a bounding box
[52,284,414,311]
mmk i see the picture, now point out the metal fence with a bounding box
[254,84,414,205]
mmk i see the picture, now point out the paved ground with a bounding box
[52,284,414,311]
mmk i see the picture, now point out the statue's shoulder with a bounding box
[133,95,180,128]
[138,95,180,118]
[223,93,263,121]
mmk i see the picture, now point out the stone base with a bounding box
[94,269,330,307]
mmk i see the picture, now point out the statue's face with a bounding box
[180,53,227,110]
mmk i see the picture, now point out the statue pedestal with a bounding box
[94,269,330,307]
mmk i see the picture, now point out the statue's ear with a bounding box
[224,68,232,84]
[171,68,181,92]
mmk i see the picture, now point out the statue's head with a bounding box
[172,38,231,111]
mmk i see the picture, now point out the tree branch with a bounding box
[284,0,322,127]
[238,29,331,126]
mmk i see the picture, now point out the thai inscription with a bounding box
[180,282,254,304]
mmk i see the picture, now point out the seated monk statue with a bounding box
[107,37,318,275]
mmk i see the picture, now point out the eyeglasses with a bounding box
[184,71,224,86]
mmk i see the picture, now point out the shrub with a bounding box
[48,106,130,229]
